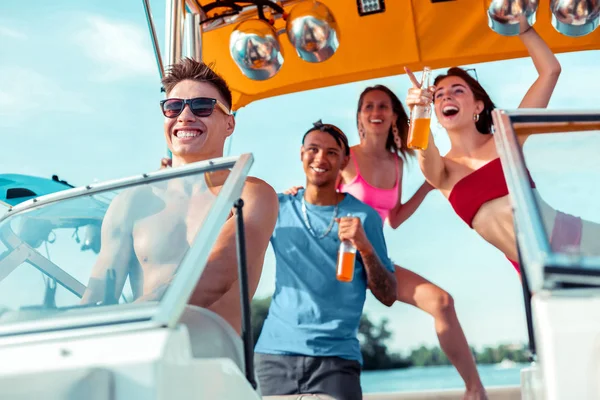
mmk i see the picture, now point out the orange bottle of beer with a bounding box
[408,67,432,150]
[337,239,356,282]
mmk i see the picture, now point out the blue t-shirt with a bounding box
[254,190,394,363]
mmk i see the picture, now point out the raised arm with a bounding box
[189,178,278,309]
[417,132,448,188]
[517,19,562,109]
[405,67,449,189]
[81,192,138,305]
[337,216,396,306]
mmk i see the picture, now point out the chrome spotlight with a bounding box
[550,0,600,37]
[485,0,538,36]
[230,19,284,81]
[286,1,340,63]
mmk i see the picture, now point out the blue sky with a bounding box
[1,1,599,354]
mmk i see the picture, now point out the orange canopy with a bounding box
[195,0,600,110]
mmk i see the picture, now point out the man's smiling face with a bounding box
[301,130,348,188]
[163,79,234,163]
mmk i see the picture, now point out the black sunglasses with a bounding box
[160,97,232,118]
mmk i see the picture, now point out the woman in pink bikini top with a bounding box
[337,85,433,227]
[337,147,400,224]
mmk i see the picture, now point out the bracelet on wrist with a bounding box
[519,26,533,36]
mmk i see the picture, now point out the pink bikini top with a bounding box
[338,149,400,224]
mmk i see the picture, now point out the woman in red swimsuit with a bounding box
[288,87,487,399]
[406,18,570,273]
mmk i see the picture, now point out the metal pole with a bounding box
[515,219,537,361]
[142,0,165,79]
[184,11,203,61]
[234,199,258,390]
[164,0,185,159]
[165,0,184,69]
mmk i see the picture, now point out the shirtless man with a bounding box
[81,58,278,334]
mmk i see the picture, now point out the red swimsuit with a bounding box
[447,158,582,273]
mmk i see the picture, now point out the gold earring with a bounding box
[473,113,480,122]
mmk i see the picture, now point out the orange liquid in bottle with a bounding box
[408,118,431,150]
[336,251,356,282]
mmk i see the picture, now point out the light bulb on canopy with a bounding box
[485,0,538,36]
[230,18,284,81]
[550,0,600,37]
[286,0,340,63]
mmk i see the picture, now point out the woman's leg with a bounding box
[581,220,600,255]
[536,195,600,256]
[394,264,487,399]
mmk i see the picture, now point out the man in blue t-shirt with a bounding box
[254,121,397,400]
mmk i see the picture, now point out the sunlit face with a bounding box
[433,76,484,131]
[301,131,349,187]
[163,79,234,162]
[358,90,396,139]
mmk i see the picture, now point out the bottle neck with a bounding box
[421,67,431,88]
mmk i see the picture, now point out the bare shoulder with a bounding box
[397,153,405,169]
[112,185,154,207]
[105,186,143,212]
[240,176,278,212]
[242,176,276,195]
[236,177,278,241]
[348,145,359,161]
[342,146,359,176]
[103,185,158,224]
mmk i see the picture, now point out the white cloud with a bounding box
[0,66,91,124]
[72,15,156,82]
[0,25,27,40]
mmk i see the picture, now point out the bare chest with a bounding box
[132,193,213,266]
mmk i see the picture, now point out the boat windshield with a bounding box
[0,154,251,336]
[494,110,600,290]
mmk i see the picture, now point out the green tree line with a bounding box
[251,296,529,371]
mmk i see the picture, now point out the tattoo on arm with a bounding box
[361,251,397,307]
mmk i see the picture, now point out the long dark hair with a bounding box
[434,67,496,134]
[357,85,414,159]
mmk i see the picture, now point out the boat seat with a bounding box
[178,307,339,400]
[177,305,245,371]
[262,395,336,400]
[177,305,264,395]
